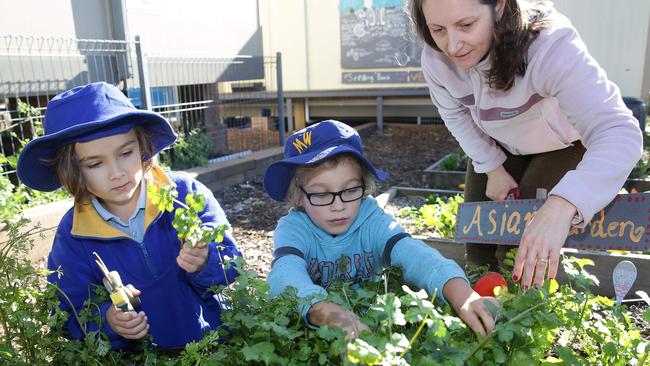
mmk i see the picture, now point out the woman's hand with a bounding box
[307,301,369,340]
[485,165,518,201]
[443,278,498,337]
[177,240,209,273]
[106,286,149,339]
[512,195,577,288]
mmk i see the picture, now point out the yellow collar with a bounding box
[70,166,174,239]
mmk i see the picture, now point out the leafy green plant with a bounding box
[0,218,97,365]
[0,153,70,223]
[0,101,69,223]
[1,226,648,365]
[344,257,648,365]
[2,187,648,365]
[148,184,228,249]
[16,100,43,136]
[160,128,213,170]
[440,150,467,171]
[398,194,464,238]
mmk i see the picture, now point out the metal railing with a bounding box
[0,35,285,179]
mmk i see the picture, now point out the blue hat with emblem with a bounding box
[263,119,388,201]
[17,82,177,191]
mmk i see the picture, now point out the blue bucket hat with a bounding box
[264,120,388,201]
[17,82,177,191]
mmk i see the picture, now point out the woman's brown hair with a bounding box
[47,125,156,202]
[408,0,553,90]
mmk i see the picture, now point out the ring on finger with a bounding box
[536,257,549,264]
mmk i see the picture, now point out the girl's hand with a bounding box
[106,286,149,339]
[485,165,518,201]
[308,301,369,340]
[444,278,498,337]
[177,240,209,273]
[513,195,576,288]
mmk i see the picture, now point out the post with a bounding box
[286,97,294,132]
[376,96,384,133]
[134,35,152,111]
[276,52,286,145]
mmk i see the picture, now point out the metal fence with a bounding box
[0,34,284,178]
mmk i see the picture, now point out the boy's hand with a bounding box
[443,278,499,337]
[177,240,209,272]
[106,286,149,339]
[308,301,369,340]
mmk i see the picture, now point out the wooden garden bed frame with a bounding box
[377,186,650,299]
[423,153,650,192]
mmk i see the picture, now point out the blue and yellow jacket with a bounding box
[47,166,241,349]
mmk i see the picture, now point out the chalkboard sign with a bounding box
[340,0,422,69]
[455,193,650,251]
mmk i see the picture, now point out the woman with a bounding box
[408,0,642,287]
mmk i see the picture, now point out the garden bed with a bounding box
[381,186,650,300]
[2,124,648,364]
[423,150,650,192]
[422,151,466,190]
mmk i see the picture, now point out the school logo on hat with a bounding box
[263,120,388,202]
[292,131,312,154]
[16,82,177,191]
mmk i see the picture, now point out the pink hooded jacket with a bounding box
[422,10,643,227]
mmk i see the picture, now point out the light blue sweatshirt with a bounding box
[268,196,467,321]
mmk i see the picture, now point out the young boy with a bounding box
[264,120,497,338]
[16,82,242,349]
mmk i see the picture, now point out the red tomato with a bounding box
[473,272,507,297]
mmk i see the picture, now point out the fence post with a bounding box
[134,35,152,111]
[276,52,286,146]
[376,96,384,133]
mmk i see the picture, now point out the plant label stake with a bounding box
[93,252,141,312]
[612,260,637,306]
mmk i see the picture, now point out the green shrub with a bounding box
[441,150,467,171]
[0,101,69,223]
[160,128,213,170]
[398,194,464,239]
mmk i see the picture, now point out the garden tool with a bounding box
[612,260,637,306]
[505,187,521,200]
[93,252,141,312]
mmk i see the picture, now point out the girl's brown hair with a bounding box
[409,0,553,90]
[47,125,155,202]
[285,153,378,210]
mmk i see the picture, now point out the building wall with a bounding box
[260,0,650,100]
[553,0,650,99]
[126,0,262,56]
[0,0,111,39]
[260,0,419,91]
[0,0,263,56]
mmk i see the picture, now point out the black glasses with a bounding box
[299,185,365,206]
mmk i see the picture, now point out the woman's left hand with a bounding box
[512,196,577,288]
[177,241,209,273]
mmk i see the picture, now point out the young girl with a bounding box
[264,120,497,338]
[408,0,643,287]
[16,82,242,349]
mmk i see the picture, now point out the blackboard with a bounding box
[340,0,422,69]
[455,193,650,251]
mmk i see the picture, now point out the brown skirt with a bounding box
[463,142,586,271]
